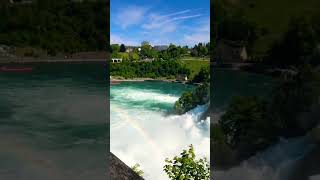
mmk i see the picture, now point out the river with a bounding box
[110,81,210,180]
[212,69,318,180]
[0,63,108,180]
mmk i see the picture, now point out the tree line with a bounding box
[110,60,191,79]
[110,41,210,61]
[0,0,108,56]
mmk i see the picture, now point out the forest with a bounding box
[0,0,108,56]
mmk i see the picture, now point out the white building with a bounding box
[111,58,122,63]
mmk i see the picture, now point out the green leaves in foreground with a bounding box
[164,145,210,180]
[131,163,144,177]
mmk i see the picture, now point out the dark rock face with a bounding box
[109,153,144,180]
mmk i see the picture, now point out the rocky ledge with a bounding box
[109,152,144,180]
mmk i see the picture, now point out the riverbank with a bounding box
[110,76,188,84]
[0,58,107,64]
[0,51,108,64]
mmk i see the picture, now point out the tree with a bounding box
[267,17,319,67]
[164,144,210,180]
[219,96,276,158]
[131,163,144,177]
[110,44,120,53]
[140,41,156,58]
[120,44,126,52]
[167,44,181,59]
[192,67,210,83]
[129,52,139,61]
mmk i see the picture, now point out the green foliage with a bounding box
[129,52,140,61]
[217,15,257,46]
[158,44,189,60]
[111,44,120,53]
[269,64,320,136]
[192,67,210,83]
[140,41,157,58]
[174,91,194,115]
[174,67,210,115]
[0,0,107,54]
[181,59,209,79]
[174,83,209,114]
[120,44,126,52]
[266,16,320,67]
[164,145,210,180]
[131,163,144,177]
[190,43,210,57]
[218,65,320,159]
[215,0,320,55]
[110,60,190,79]
[219,96,275,156]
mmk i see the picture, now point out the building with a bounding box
[176,74,188,82]
[153,45,169,51]
[214,40,248,64]
[111,58,122,63]
[125,46,135,53]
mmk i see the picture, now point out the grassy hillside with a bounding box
[180,58,209,79]
[218,0,320,55]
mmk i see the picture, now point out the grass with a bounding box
[180,57,209,79]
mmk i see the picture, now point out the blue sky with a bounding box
[110,0,210,46]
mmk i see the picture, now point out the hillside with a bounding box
[0,0,108,57]
[215,0,320,55]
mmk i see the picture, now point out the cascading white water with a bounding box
[110,82,210,180]
[215,135,316,180]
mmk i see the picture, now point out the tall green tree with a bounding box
[119,44,126,52]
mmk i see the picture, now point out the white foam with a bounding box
[215,136,315,180]
[111,87,179,104]
[110,87,210,180]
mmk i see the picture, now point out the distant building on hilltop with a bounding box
[125,46,137,53]
[214,40,248,64]
[176,74,188,82]
[111,58,122,63]
[153,45,169,51]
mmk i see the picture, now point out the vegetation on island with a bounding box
[174,67,210,114]
[0,0,107,56]
[164,144,210,180]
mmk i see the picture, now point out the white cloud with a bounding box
[183,19,210,45]
[114,5,148,29]
[142,10,202,33]
[110,34,139,46]
[112,7,208,46]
